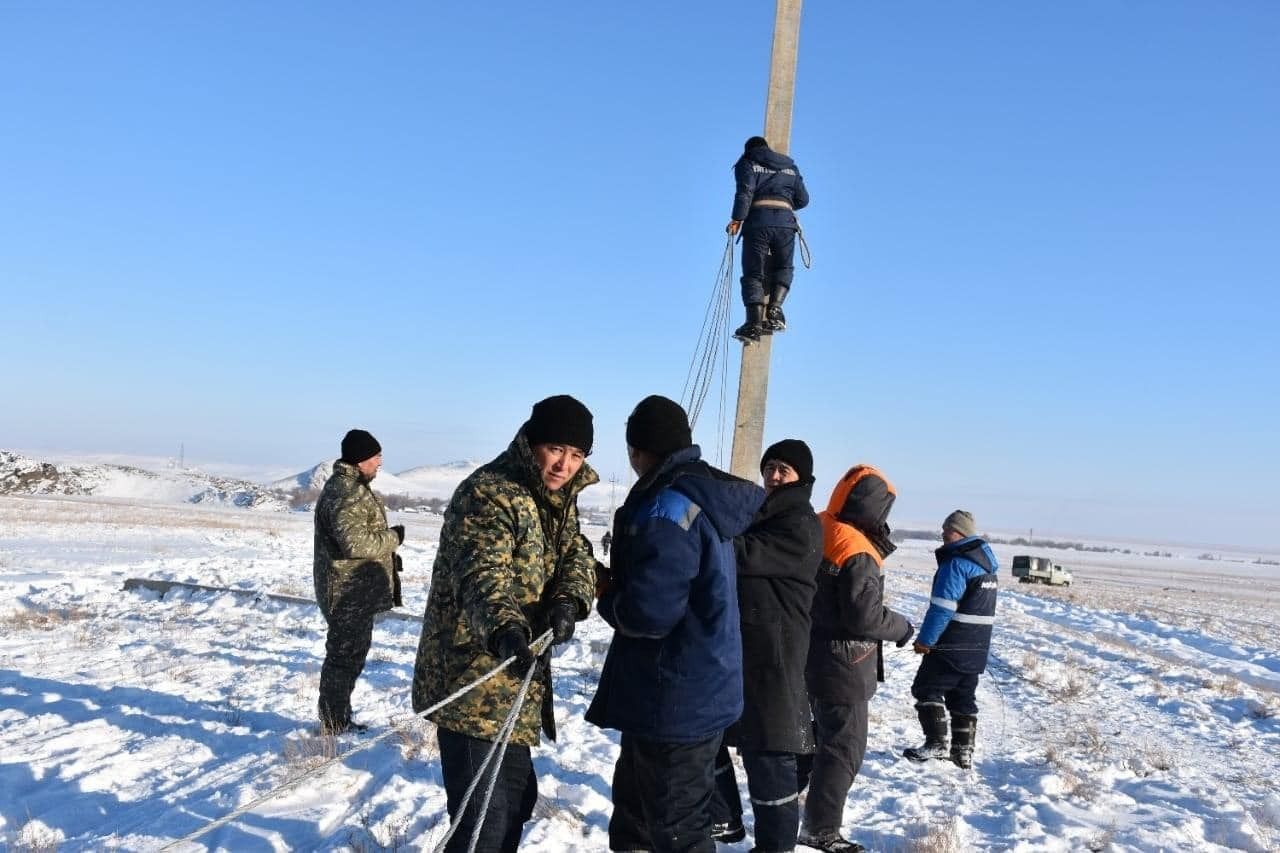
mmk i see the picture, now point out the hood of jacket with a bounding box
[825,465,894,530]
[740,146,798,172]
[640,445,763,541]
[936,536,997,573]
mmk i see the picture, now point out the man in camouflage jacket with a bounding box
[413,395,598,853]
[314,429,404,734]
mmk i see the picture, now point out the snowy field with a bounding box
[2,494,1279,852]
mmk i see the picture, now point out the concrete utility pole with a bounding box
[729,0,802,480]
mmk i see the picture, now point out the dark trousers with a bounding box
[609,732,721,853]
[911,655,980,716]
[740,224,797,306]
[710,747,809,852]
[317,607,375,728]
[803,699,868,836]
[437,727,537,853]
[709,745,743,827]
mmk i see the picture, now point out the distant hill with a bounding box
[2,449,616,516]
[393,460,483,499]
[0,450,288,510]
[271,461,426,500]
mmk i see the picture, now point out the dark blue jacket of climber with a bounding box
[726,136,809,342]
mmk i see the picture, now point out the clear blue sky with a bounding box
[3,2,1277,548]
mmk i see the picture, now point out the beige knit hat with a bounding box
[943,510,977,538]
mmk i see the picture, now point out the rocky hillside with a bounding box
[0,450,289,510]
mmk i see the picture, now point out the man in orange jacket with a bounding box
[801,465,915,853]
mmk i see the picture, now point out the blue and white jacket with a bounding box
[917,537,999,674]
[586,446,764,743]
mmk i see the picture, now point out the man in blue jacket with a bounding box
[726,136,809,342]
[586,395,765,853]
[904,510,999,769]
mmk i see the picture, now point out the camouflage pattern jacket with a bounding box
[412,433,599,746]
[313,460,401,621]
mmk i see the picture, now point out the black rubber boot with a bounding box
[903,704,950,762]
[734,304,766,343]
[950,714,977,769]
[797,829,866,852]
[764,285,790,332]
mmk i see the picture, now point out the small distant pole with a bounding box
[179,443,185,470]
[609,474,618,519]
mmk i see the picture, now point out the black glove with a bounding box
[549,600,578,645]
[391,525,405,545]
[897,622,916,648]
[493,625,536,674]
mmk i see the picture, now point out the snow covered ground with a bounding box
[2,494,1278,852]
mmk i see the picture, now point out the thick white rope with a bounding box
[159,630,554,852]
[429,632,551,853]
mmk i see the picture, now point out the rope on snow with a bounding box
[159,631,554,853]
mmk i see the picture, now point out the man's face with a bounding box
[356,453,382,480]
[942,528,964,544]
[762,459,800,495]
[532,443,586,491]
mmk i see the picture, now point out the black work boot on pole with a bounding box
[733,303,766,343]
[764,285,790,333]
[903,704,950,762]
[950,714,977,769]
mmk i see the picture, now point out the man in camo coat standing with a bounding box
[314,428,405,734]
[413,395,599,853]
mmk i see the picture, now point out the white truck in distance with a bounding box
[1011,554,1073,586]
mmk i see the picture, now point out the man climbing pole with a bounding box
[726,136,809,343]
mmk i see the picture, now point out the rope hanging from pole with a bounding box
[681,235,736,460]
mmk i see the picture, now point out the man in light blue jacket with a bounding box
[904,510,998,769]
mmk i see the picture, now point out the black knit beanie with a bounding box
[761,439,814,483]
[626,395,693,459]
[340,429,382,464]
[744,135,769,153]
[523,395,594,453]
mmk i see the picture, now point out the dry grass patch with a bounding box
[909,817,964,853]
[0,606,94,632]
[390,715,438,762]
[1084,820,1118,852]
[7,818,62,853]
[1019,649,1041,673]
[345,809,411,853]
[1124,740,1176,776]
[1200,674,1243,697]
[281,732,339,778]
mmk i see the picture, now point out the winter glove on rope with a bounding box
[493,624,537,675]
[549,599,578,645]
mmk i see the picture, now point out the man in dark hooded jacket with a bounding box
[726,136,809,342]
[801,465,915,853]
[709,439,822,852]
[587,395,764,853]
